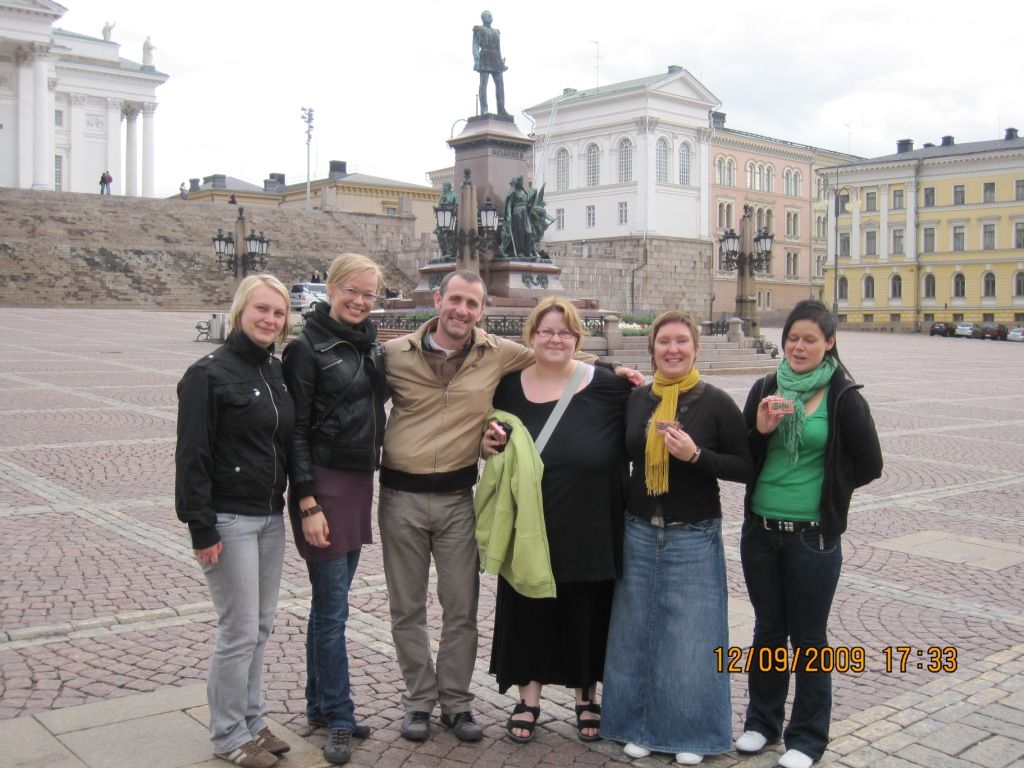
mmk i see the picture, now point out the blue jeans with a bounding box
[202,513,285,753]
[740,518,842,760]
[601,515,731,755]
[306,548,361,731]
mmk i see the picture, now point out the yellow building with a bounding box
[819,130,1024,329]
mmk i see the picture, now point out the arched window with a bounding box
[555,149,570,191]
[617,139,632,183]
[765,166,774,193]
[716,157,724,185]
[726,203,733,228]
[953,272,966,298]
[757,208,765,230]
[678,144,692,185]
[784,170,792,196]
[792,212,799,238]
[585,144,600,188]
[726,159,735,186]
[864,275,875,300]
[656,138,669,183]
[983,271,996,297]
[1015,271,1024,297]
[747,162,755,190]
[891,274,902,299]
[756,164,764,192]
[838,276,848,300]
[794,171,802,196]
[924,273,936,298]
[766,209,774,233]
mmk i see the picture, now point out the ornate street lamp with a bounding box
[432,197,502,263]
[211,208,271,278]
[717,204,774,336]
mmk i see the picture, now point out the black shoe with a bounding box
[307,713,371,739]
[323,730,351,765]
[441,711,483,742]
[401,710,431,741]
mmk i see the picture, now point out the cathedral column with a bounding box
[124,104,139,196]
[106,99,123,195]
[142,102,156,197]
[31,47,52,190]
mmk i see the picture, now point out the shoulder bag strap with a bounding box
[534,362,589,455]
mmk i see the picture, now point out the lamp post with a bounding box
[301,107,314,210]
[432,197,501,264]
[717,203,774,338]
[211,207,270,281]
[816,171,845,319]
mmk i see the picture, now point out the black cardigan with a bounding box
[742,367,883,538]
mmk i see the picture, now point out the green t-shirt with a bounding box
[752,396,829,521]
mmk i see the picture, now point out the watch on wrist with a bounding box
[689,447,701,464]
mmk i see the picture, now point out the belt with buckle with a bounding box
[754,514,819,533]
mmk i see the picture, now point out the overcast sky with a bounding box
[61,0,1023,199]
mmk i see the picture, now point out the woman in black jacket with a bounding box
[734,300,882,768]
[282,253,386,766]
[176,274,295,768]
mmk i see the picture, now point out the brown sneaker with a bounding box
[214,739,278,768]
[254,727,291,755]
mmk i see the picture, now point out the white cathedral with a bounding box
[0,1,167,196]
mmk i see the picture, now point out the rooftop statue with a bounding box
[142,36,155,67]
[102,21,115,41]
[472,10,509,116]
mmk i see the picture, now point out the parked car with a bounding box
[1008,327,1024,342]
[954,322,982,339]
[289,282,327,312]
[980,322,1009,341]
[928,322,957,337]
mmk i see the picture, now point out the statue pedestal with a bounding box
[448,116,533,222]
[485,259,565,300]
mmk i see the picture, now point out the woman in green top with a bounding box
[735,300,882,768]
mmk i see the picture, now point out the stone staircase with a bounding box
[0,189,421,309]
[609,335,779,376]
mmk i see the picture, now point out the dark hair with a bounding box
[781,299,846,370]
[438,269,487,301]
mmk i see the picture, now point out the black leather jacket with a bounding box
[175,331,295,550]
[282,305,386,500]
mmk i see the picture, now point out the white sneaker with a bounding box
[735,730,768,753]
[778,748,814,768]
[624,743,651,758]
[675,752,703,765]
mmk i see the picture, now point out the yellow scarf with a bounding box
[645,368,701,495]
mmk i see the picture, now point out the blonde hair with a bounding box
[523,297,586,352]
[647,310,700,363]
[326,253,383,293]
[229,274,290,343]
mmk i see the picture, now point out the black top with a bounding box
[492,366,630,582]
[175,331,295,550]
[743,367,882,538]
[625,382,752,524]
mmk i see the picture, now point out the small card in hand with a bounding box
[655,420,680,432]
[768,399,795,414]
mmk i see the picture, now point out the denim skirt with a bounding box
[601,515,732,755]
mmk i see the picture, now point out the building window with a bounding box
[953,225,965,252]
[55,110,64,128]
[924,273,936,298]
[617,139,632,184]
[863,313,873,323]
[54,155,63,191]
[585,144,600,188]
[983,182,995,203]
[555,208,564,231]
[783,169,791,195]
[585,204,595,227]
[786,252,799,277]
[983,272,996,298]
[983,313,994,322]
[924,313,934,322]
[814,252,824,277]
[865,191,877,212]
[678,144,691,186]
[556,149,570,191]
[716,157,724,185]
[747,163,755,190]
[892,228,904,254]
[725,203,733,228]
[890,274,902,298]
[385,207,396,215]
[892,189,904,209]
[1016,222,1024,249]
[839,233,850,257]
[618,201,628,225]
[765,166,774,192]
[656,138,669,183]
[1015,271,1024,296]
[923,227,935,252]
[864,275,875,299]
[1016,180,1024,201]
[953,184,965,205]
[983,223,996,250]
[839,193,849,212]
[838,276,848,300]
[756,165,765,192]
[923,187,935,207]
[953,273,966,298]
[865,231,877,256]
[793,171,801,196]
[726,159,735,187]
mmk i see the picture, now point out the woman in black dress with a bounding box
[481,297,630,743]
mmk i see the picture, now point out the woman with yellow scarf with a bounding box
[601,310,752,765]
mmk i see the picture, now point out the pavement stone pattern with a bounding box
[1,308,1023,767]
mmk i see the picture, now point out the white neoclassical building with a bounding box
[0,1,167,196]
[525,65,719,242]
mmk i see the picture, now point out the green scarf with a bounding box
[774,356,837,465]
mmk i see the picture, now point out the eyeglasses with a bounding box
[535,329,576,340]
[338,285,378,303]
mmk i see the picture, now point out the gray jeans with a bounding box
[201,513,285,753]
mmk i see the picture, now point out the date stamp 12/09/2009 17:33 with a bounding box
[714,645,959,675]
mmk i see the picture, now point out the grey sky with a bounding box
[61,0,1023,198]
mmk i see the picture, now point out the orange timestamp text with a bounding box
[714,645,958,674]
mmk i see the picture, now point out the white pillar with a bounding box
[15,48,35,188]
[31,49,51,190]
[879,183,889,262]
[106,99,123,195]
[124,104,139,197]
[69,92,87,192]
[141,102,156,198]
[697,127,712,239]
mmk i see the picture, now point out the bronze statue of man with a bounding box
[472,10,509,116]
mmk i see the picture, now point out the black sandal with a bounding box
[506,700,540,744]
[575,701,601,742]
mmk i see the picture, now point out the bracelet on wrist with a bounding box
[689,447,701,464]
[299,504,323,519]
